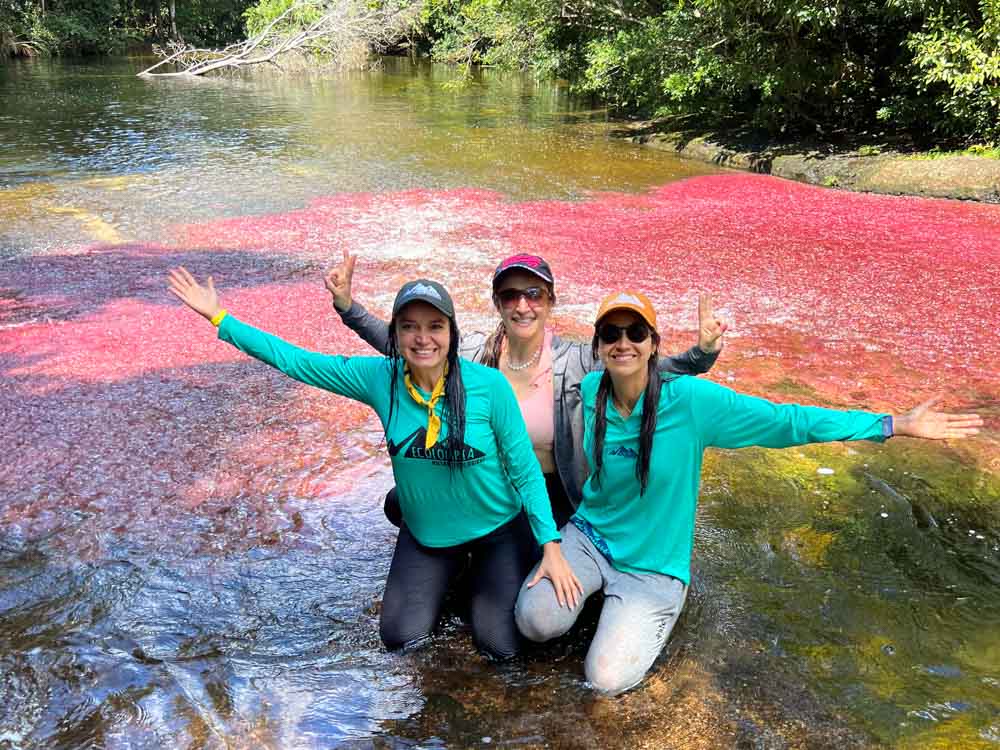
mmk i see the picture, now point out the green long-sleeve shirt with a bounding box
[577,373,889,584]
[218,315,560,548]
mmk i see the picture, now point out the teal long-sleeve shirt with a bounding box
[577,373,889,584]
[218,315,560,548]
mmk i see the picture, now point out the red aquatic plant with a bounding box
[2,174,997,551]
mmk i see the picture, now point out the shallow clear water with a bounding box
[1,56,999,749]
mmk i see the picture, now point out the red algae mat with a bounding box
[173,173,1000,407]
[2,173,999,547]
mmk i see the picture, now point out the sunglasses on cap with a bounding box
[496,286,549,308]
[597,321,651,345]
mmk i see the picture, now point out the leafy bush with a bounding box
[905,2,1000,142]
[1,0,256,57]
[419,0,566,73]
[244,0,323,38]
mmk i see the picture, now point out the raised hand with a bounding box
[167,266,222,322]
[528,541,585,609]
[324,247,357,312]
[698,294,728,353]
[894,396,983,440]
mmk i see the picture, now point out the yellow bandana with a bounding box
[404,363,448,449]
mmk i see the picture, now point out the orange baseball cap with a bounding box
[595,290,657,329]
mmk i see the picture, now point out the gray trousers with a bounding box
[515,523,687,695]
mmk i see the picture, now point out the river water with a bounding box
[1,56,999,749]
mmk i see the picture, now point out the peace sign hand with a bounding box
[698,294,728,353]
[325,247,357,312]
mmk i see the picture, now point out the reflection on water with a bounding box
[0,57,711,256]
[1,57,999,749]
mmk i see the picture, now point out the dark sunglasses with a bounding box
[496,286,549,308]
[598,322,650,345]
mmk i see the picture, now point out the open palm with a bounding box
[167,266,222,322]
[896,396,983,440]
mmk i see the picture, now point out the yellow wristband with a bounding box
[210,309,228,327]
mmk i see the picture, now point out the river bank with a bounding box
[616,123,1000,203]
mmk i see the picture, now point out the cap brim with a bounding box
[394,296,454,318]
[492,263,554,285]
[595,303,656,329]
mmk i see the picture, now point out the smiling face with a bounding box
[596,309,655,381]
[395,301,452,376]
[494,270,553,344]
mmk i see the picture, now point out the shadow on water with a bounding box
[0,245,319,326]
[0,346,411,747]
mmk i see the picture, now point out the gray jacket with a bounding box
[337,301,719,510]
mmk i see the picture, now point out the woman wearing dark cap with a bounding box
[515,290,983,694]
[325,251,726,530]
[167,268,581,661]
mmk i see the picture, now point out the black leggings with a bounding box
[545,473,574,529]
[380,513,538,661]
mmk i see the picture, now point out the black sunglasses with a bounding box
[496,286,548,307]
[598,321,650,345]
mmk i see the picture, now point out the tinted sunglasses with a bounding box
[598,321,650,345]
[496,286,549,308]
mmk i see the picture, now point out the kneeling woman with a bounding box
[515,290,982,693]
[167,268,581,661]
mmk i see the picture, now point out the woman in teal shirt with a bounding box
[515,289,983,693]
[167,267,582,661]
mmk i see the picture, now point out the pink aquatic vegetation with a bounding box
[2,173,998,551]
[177,174,1000,403]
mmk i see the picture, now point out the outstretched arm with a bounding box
[656,294,727,375]
[168,266,380,405]
[691,378,983,450]
[325,249,392,355]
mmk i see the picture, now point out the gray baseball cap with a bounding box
[391,279,455,319]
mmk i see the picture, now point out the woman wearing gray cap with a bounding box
[167,267,581,661]
[326,251,725,529]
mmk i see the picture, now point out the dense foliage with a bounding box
[418,0,1000,143]
[0,0,253,56]
[3,0,996,143]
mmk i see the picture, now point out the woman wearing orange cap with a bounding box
[513,289,984,695]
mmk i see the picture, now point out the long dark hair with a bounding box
[482,280,556,369]
[589,327,662,495]
[386,312,467,469]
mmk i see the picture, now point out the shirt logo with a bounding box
[400,282,442,301]
[387,427,486,465]
[609,445,638,459]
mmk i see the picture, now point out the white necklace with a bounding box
[506,346,542,372]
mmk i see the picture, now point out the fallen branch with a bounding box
[138,0,417,78]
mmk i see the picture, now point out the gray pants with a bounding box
[515,523,687,695]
